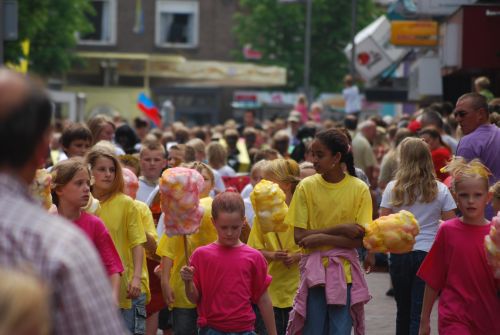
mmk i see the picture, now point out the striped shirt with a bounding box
[0,173,127,334]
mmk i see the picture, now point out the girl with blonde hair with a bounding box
[378,137,456,335]
[51,157,123,302]
[418,158,500,335]
[248,158,302,334]
[86,145,148,334]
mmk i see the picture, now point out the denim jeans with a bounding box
[121,293,147,335]
[173,308,198,335]
[389,251,427,335]
[198,328,255,335]
[303,285,352,335]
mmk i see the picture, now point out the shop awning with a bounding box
[73,52,286,87]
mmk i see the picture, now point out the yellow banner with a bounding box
[6,40,30,73]
[391,21,438,47]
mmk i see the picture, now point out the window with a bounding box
[78,0,117,45]
[156,1,199,48]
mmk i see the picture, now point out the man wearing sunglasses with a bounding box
[455,92,500,219]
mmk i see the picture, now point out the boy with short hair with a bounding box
[137,140,167,203]
[180,192,277,335]
[59,122,93,160]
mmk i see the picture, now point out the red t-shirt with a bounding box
[418,218,500,335]
[74,212,124,276]
[191,243,272,332]
[431,146,451,181]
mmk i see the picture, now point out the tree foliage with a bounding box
[233,0,382,93]
[4,0,94,77]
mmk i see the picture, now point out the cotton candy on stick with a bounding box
[485,213,500,279]
[363,210,420,254]
[159,167,205,265]
[159,167,205,236]
[29,169,53,210]
[250,180,289,249]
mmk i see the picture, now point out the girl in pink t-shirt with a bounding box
[418,158,500,335]
[51,157,124,302]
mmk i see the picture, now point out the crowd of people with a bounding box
[1,67,500,335]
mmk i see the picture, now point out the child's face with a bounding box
[140,149,166,180]
[64,139,91,158]
[200,169,214,198]
[57,169,91,208]
[168,149,183,168]
[454,178,491,221]
[92,157,116,192]
[213,211,244,247]
[98,123,115,142]
[310,139,340,175]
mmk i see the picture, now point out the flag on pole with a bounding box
[137,93,161,127]
[133,0,144,34]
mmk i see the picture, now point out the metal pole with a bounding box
[350,0,357,76]
[304,0,312,105]
[0,0,4,65]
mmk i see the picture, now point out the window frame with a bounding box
[77,0,117,46]
[155,0,199,49]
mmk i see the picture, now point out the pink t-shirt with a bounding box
[191,243,272,332]
[74,212,124,276]
[418,218,500,335]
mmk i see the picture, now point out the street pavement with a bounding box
[364,272,438,335]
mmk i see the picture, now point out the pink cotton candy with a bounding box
[159,167,205,237]
[122,168,139,200]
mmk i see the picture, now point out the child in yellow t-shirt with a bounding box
[285,128,372,335]
[157,162,218,335]
[247,158,302,335]
[86,145,148,334]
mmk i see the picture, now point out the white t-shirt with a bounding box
[442,134,458,154]
[240,183,253,199]
[244,198,255,228]
[137,178,158,203]
[212,169,226,193]
[342,85,361,114]
[381,180,456,252]
[216,165,236,177]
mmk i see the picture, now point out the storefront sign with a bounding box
[391,21,438,47]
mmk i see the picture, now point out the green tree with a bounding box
[4,0,94,77]
[233,0,381,93]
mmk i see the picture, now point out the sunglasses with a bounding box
[453,111,468,118]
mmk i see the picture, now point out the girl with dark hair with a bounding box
[285,128,372,335]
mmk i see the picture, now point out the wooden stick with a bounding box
[275,233,284,251]
[183,235,190,266]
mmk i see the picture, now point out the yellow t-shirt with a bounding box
[284,173,372,283]
[247,216,300,308]
[135,200,160,305]
[156,197,217,309]
[96,193,147,309]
